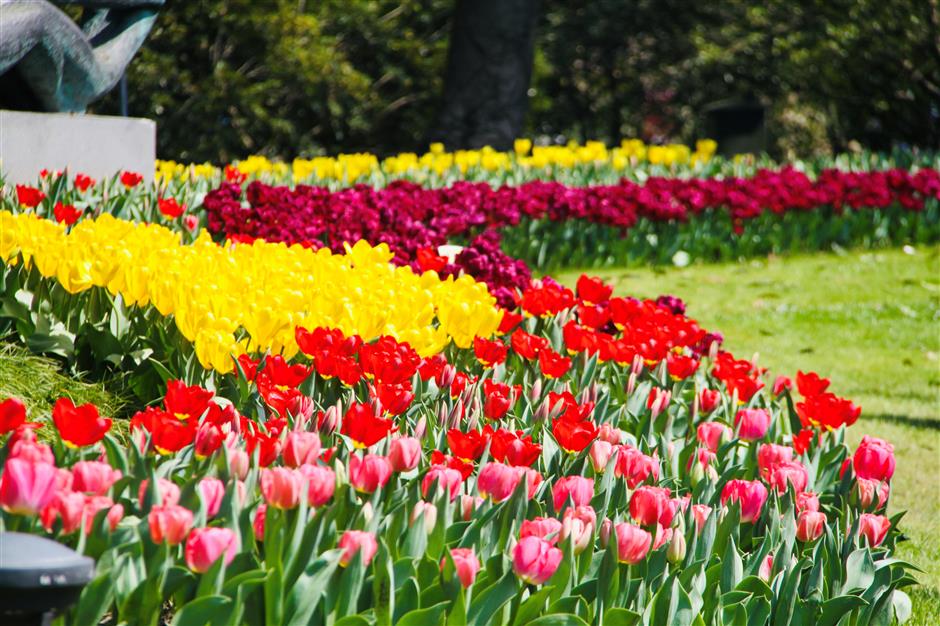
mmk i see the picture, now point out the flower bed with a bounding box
[0,273,911,625]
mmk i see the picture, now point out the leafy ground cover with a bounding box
[558,245,940,623]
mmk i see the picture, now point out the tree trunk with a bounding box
[429,0,540,150]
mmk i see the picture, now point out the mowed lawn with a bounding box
[559,244,940,623]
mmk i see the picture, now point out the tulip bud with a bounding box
[439,365,457,390]
[529,378,542,404]
[599,518,613,548]
[625,372,637,396]
[411,501,438,534]
[444,548,480,588]
[414,416,427,441]
[759,553,774,581]
[198,478,225,519]
[533,400,550,423]
[253,504,266,541]
[631,354,644,377]
[389,437,422,472]
[361,501,374,525]
[459,495,481,521]
[796,510,826,542]
[666,529,687,564]
[589,440,613,473]
[338,530,378,567]
[229,449,250,481]
[319,405,339,436]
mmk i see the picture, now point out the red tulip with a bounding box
[40,491,85,533]
[614,522,652,564]
[796,393,861,431]
[852,436,895,482]
[551,418,597,453]
[0,397,28,434]
[614,445,660,488]
[157,197,186,219]
[447,429,487,461]
[52,398,111,448]
[646,387,671,419]
[15,184,45,207]
[0,458,58,515]
[348,453,393,494]
[444,548,480,587]
[512,536,563,584]
[120,171,143,188]
[576,275,612,305]
[796,510,826,542]
[260,467,303,509]
[510,329,549,360]
[389,436,421,472]
[185,527,239,573]
[341,403,395,448]
[485,427,541,467]
[497,310,523,334]
[720,479,768,524]
[855,478,890,510]
[473,337,508,367]
[666,353,699,381]
[772,375,793,396]
[149,505,194,545]
[539,349,572,379]
[417,247,448,272]
[697,389,721,414]
[792,428,814,455]
[338,530,378,567]
[858,513,891,547]
[734,408,770,441]
[73,173,95,191]
[796,491,819,512]
[796,371,830,397]
[551,476,594,512]
[71,461,121,495]
[520,517,564,544]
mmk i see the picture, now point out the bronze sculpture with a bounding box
[0,0,163,112]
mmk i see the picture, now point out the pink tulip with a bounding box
[253,504,267,541]
[759,553,774,581]
[720,479,768,524]
[71,461,122,496]
[149,505,194,545]
[40,491,85,533]
[199,478,225,518]
[552,476,594,512]
[734,408,771,441]
[517,467,543,500]
[83,495,122,533]
[185,527,239,573]
[772,375,792,396]
[796,491,819,513]
[55,468,74,493]
[282,431,321,467]
[298,464,336,506]
[229,449,250,480]
[599,518,613,547]
[422,465,463,501]
[348,454,393,494]
[596,424,623,445]
[629,485,676,527]
[389,437,422,472]
[614,445,660,488]
[652,524,673,550]
[858,513,891,547]
[768,460,809,495]
[0,458,59,515]
[444,548,480,587]
[520,517,564,544]
[796,510,826,542]
[696,422,731,452]
[561,506,596,554]
[853,436,895,482]
[855,478,890,510]
[477,461,521,503]
[138,478,181,507]
[757,443,793,481]
[260,467,304,509]
[459,495,482,521]
[614,522,652,564]
[411,501,438,534]
[589,440,613,473]
[691,504,712,534]
[338,530,378,567]
[512,536,563,585]
[9,436,55,465]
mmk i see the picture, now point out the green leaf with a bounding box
[397,601,449,626]
[525,615,590,626]
[334,616,371,626]
[511,585,555,626]
[817,595,869,626]
[602,607,641,626]
[171,595,234,626]
[285,550,343,626]
[842,549,876,594]
[892,589,912,624]
[74,570,115,626]
[467,569,519,626]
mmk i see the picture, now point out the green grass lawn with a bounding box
[558,244,940,624]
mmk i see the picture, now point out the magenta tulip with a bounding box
[512,535,563,585]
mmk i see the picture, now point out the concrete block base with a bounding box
[0,110,155,185]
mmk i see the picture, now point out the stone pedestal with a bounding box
[0,110,155,185]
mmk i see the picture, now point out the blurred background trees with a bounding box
[92,0,940,161]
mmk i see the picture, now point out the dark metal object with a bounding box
[703,99,766,156]
[0,532,95,625]
[0,0,164,112]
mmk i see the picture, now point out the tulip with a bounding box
[185,527,239,573]
[389,437,422,472]
[596,424,623,445]
[614,522,652,564]
[283,431,321,467]
[348,454,393,494]
[647,388,671,419]
[734,408,771,441]
[852,436,895,482]
[858,513,891,547]
[551,476,594,512]
[411,501,438,534]
[772,375,793,396]
[422,465,463,501]
[341,403,395,449]
[0,459,59,515]
[561,506,596,554]
[0,397,27,434]
[759,553,774,581]
[199,478,225,518]
[599,518,613,547]
[653,525,673,550]
[629,486,675,527]
[614,445,660,488]
[444,548,480,587]
[138,478,181,507]
[768,460,809,495]
[459,495,482,521]
[40,492,85,533]
[855,478,890,510]
[253,504,267,541]
[338,530,379,567]
[796,491,819,513]
[297,464,336,506]
[796,510,826,542]
[260,467,304,509]
[589,440,613,473]
[228,449,250,481]
[691,504,712,534]
[71,461,121,496]
[520,517,564,544]
[149,505,194,545]
[52,398,111,448]
[9,434,55,465]
[720,479,768,524]
[666,529,687,564]
[194,423,224,459]
[697,389,721,414]
[477,462,521,503]
[512,536,563,585]
[757,443,794,481]
[696,422,731,452]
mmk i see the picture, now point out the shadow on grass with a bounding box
[866,413,940,431]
